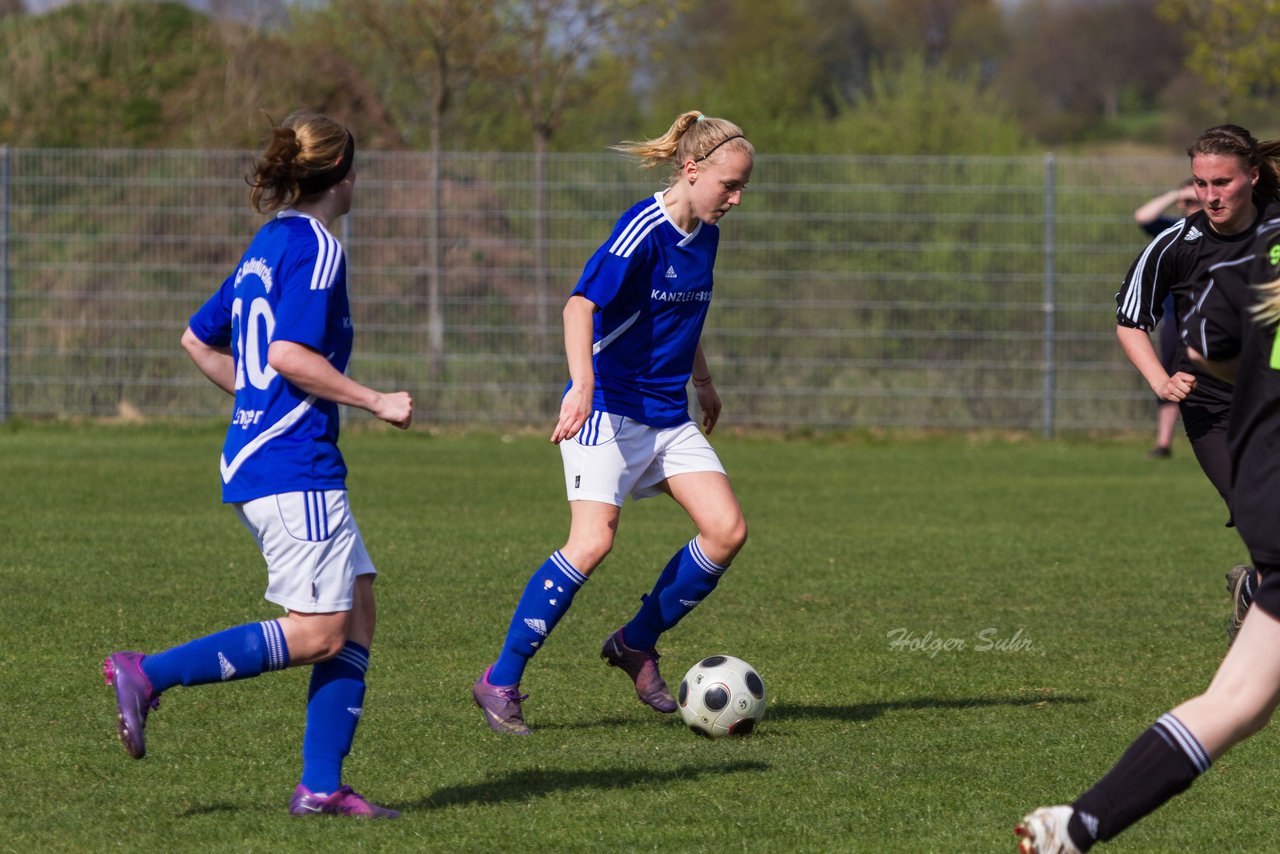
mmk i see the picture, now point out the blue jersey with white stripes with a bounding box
[571,192,720,427]
[188,211,353,503]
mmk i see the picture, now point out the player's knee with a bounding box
[728,515,748,552]
[563,536,613,573]
[1203,685,1278,742]
[704,513,747,563]
[287,632,346,663]
[286,613,353,662]
[1236,700,1278,740]
[312,635,348,662]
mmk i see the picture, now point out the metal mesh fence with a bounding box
[0,148,1194,432]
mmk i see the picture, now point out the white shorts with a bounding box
[560,413,727,506]
[234,490,376,614]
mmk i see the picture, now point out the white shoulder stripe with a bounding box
[610,200,661,250]
[609,203,665,258]
[1119,222,1183,323]
[307,219,342,290]
[220,395,317,482]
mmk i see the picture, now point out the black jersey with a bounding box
[1116,199,1280,409]
[1186,216,1280,564]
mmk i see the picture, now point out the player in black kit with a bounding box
[1014,215,1280,854]
[1114,124,1280,643]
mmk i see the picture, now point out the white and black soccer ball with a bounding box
[677,655,766,738]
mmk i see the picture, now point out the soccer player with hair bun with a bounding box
[1016,209,1280,853]
[103,111,411,818]
[1115,124,1280,644]
[472,111,754,735]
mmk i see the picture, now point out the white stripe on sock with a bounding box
[1156,713,1211,774]
[688,538,727,576]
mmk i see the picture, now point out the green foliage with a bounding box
[1158,0,1280,123]
[0,0,1211,152]
[818,55,1027,156]
[641,0,836,153]
[0,0,406,148]
[0,424,1269,851]
[0,1,210,146]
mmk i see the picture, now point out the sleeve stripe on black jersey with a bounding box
[307,219,343,291]
[1118,220,1184,326]
[609,201,664,258]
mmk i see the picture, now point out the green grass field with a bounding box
[2,422,1273,852]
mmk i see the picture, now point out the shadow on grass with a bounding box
[533,714,682,732]
[400,760,770,811]
[766,694,1089,724]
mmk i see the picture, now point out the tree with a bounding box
[820,54,1027,156]
[997,0,1184,144]
[308,0,500,375]
[640,0,839,151]
[490,0,682,338]
[867,0,1008,72]
[1158,0,1280,124]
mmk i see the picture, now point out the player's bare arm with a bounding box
[1116,324,1197,401]
[691,341,722,434]
[268,340,412,429]
[181,326,236,395]
[552,295,596,444]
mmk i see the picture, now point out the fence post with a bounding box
[1,145,9,423]
[341,208,352,424]
[1043,153,1056,439]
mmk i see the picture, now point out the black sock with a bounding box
[1067,714,1210,850]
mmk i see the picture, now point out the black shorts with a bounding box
[1180,397,1232,509]
[1253,562,1280,621]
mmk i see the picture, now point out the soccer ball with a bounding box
[677,655,766,738]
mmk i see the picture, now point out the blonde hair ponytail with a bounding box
[1252,276,1280,328]
[612,111,753,182]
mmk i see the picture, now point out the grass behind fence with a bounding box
[1,422,1271,852]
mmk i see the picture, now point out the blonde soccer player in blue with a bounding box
[103,111,411,817]
[473,111,754,735]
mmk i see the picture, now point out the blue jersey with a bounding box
[571,193,720,427]
[188,211,353,503]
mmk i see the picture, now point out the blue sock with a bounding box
[623,539,727,651]
[301,641,369,796]
[140,620,289,693]
[488,551,587,686]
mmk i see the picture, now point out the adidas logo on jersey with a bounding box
[665,266,677,278]
[218,652,237,681]
[1184,226,1203,242]
[524,618,548,636]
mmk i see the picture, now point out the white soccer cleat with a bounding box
[1015,805,1081,854]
